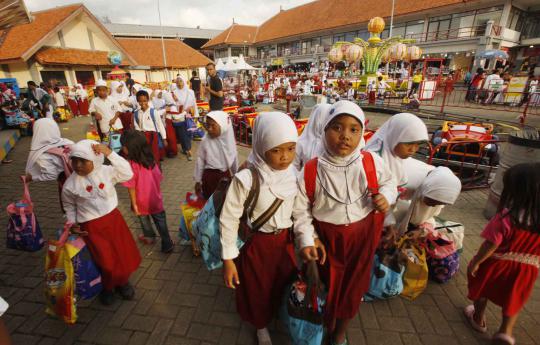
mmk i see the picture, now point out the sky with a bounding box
[25,0,314,30]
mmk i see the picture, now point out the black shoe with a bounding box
[117,283,135,300]
[161,240,174,253]
[99,290,116,305]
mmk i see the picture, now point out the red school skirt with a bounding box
[78,99,89,115]
[201,169,231,200]
[165,119,178,157]
[235,229,297,329]
[143,131,161,165]
[315,211,384,329]
[67,99,79,116]
[80,208,141,291]
[119,112,133,130]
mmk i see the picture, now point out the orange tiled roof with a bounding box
[35,47,129,66]
[255,0,478,43]
[202,24,258,49]
[0,4,82,62]
[117,38,212,68]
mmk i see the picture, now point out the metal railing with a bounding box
[403,25,488,43]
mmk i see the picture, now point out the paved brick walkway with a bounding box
[0,116,538,345]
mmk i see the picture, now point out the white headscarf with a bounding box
[76,84,87,99]
[296,104,332,164]
[69,139,108,197]
[364,113,428,187]
[26,118,73,175]
[401,158,435,200]
[109,81,123,100]
[399,166,462,232]
[152,90,166,110]
[244,112,298,199]
[317,100,367,204]
[173,76,197,111]
[70,139,104,170]
[120,81,130,99]
[201,111,238,172]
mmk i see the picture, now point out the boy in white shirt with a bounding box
[89,79,123,140]
[133,90,168,164]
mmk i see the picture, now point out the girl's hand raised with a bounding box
[70,224,88,236]
[92,144,112,157]
[223,260,240,289]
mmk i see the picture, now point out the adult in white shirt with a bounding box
[88,80,123,139]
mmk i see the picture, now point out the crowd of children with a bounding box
[19,93,540,345]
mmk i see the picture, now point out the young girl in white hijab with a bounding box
[220,112,298,345]
[25,118,73,183]
[172,76,197,160]
[161,91,178,157]
[76,84,89,115]
[110,81,133,130]
[25,118,73,210]
[293,104,332,171]
[293,100,397,345]
[194,111,238,199]
[398,166,462,233]
[62,140,140,306]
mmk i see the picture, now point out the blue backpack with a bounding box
[6,177,44,252]
[134,108,164,148]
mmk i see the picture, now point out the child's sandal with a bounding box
[463,305,487,333]
[492,333,515,345]
[138,234,155,245]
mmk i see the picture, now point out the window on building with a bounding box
[392,25,406,38]
[358,30,370,40]
[75,71,95,86]
[40,70,68,86]
[311,37,321,53]
[474,6,503,27]
[521,11,540,39]
[333,34,345,43]
[321,35,332,51]
[344,31,357,42]
[508,7,525,31]
[405,22,424,37]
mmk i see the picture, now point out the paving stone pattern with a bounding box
[0,116,538,345]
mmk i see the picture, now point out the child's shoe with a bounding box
[99,290,116,305]
[138,234,156,245]
[117,283,135,300]
[162,240,175,253]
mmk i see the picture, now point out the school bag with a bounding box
[134,108,164,149]
[434,217,465,252]
[281,261,326,345]
[191,167,284,270]
[45,146,73,177]
[6,176,44,252]
[303,151,379,205]
[45,223,77,324]
[425,228,459,283]
[178,192,205,243]
[398,233,429,300]
[364,247,406,301]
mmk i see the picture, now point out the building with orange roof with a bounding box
[0,3,215,87]
[205,0,539,75]
[201,23,258,59]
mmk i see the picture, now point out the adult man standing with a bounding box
[189,71,202,101]
[205,63,223,111]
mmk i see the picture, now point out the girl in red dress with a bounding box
[62,140,141,306]
[293,100,397,345]
[466,163,540,345]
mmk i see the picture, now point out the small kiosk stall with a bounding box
[410,58,444,100]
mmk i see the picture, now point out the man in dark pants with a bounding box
[190,71,202,101]
[205,63,224,111]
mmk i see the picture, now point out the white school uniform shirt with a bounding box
[219,169,296,260]
[88,97,123,134]
[54,92,65,107]
[133,107,167,140]
[45,104,54,119]
[30,154,65,182]
[293,152,398,249]
[62,152,133,224]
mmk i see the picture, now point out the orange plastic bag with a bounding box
[44,225,76,324]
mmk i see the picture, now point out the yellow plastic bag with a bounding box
[44,230,77,324]
[398,235,428,301]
